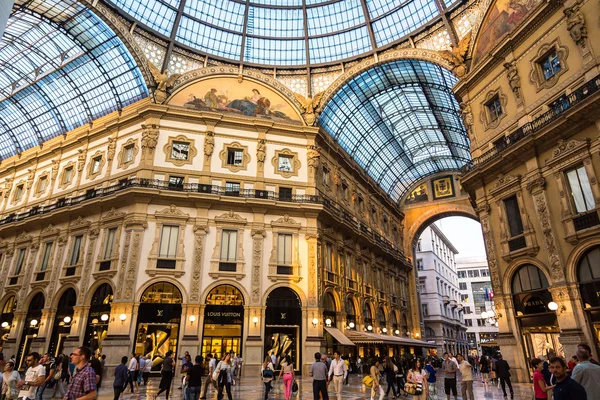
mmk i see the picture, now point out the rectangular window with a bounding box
[417,259,424,271]
[159,226,179,258]
[459,282,467,290]
[461,294,469,302]
[277,234,293,265]
[227,148,243,165]
[124,144,134,163]
[342,183,348,199]
[465,319,473,327]
[325,243,333,271]
[541,51,561,80]
[63,166,73,184]
[70,235,83,266]
[38,176,48,192]
[40,242,52,271]
[422,304,428,316]
[322,167,329,186]
[458,271,466,278]
[171,141,190,161]
[279,187,292,201]
[225,181,240,194]
[566,166,595,213]
[14,248,26,275]
[504,195,524,237]
[358,196,364,212]
[481,269,490,277]
[220,230,238,262]
[92,156,102,174]
[420,284,425,294]
[14,185,23,201]
[278,155,293,172]
[486,95,503,122]
[103,228,117,260]
[168,176,184,190]
[464,306,472,314]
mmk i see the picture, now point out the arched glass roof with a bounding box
[319,60,471,201]
[104,0,447,66]
[0,0,148,160]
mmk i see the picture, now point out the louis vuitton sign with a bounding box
[204,306,244,325]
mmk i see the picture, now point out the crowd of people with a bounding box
[3,344,600,400]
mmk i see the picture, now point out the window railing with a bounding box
[218,262,236,272]
[35,272,45,281]
[508,235,527,252]
[99,260,112,271]
[0,178,322,227]
[573,210,600,231]
[276,265,293,275]
[465,73,600,172]
[157,259,176,269]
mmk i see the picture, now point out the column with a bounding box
[550,284,593,359]
[245,229,266,376]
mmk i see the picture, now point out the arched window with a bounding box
[345,298,356,317]
[363,302,372,322]
[512,264,549,293]
[1,296,16,314]
[323,293,336,312]
[377,307,386,327]
[266,287,301,308]
[578,246,600,283]
[28,292,45,312]
[90,284,113,306]
[206,285,244,306]
[141,282,182,304]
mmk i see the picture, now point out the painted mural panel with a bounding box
[168,77,302,124]
[472,0,542,65]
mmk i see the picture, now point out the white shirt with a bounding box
[458,361,473,381]
[128,358,138,372]
[271,355,276,365]
[144,359,152,372]
[18,364,45,400]
[209,358,217,372]
[328,358,347,379]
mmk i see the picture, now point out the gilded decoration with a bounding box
[86,151,106,180]
[293,91,324,126]
[58,161,76,190]
[437,31,471,77]
[529,39,569,92]
[219,142,251,172]
[117,138,139,170]
[479,88,508,131]
[167,75,302,124]
[148,61,181,104]
[271,148,301,179]
[163,135,198,167]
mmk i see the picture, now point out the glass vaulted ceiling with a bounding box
[319,60,471,202]
[106,0,444,66]
[0,0,148,160]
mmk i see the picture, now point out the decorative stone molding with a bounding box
[293,91,324,126]
[250,229,266,305]
[102,208,127,223]
[117,138,139,170]
[479,213,502,293]
[58,161,76,190]
[268,216,302,282]
[479,88,508,131]
[33,172,50,198]
[564,1,588,48]
[219,142,251,172]
[189,224,209,303]
[532,191,565,283]
[256,139,266,165]
[123,230,143,299]
[70,216,92,231]
[529,38,569,92]
[307,234,318,307]
[86,150,106,180]
[114,229,131,300]
[204,131,215,159]
[459,103,475,141]
[3,178,12,198]
[163,134,197,167]
[146,205,189,277]
[141,124,160,149]
[26,169,35,191]
[490,174,522,196]
[271,148,301,179]
[10,180,25,205]
[77,149,86,173]
[215,210,247,224]
[503,61,523,106]
[545,139,589,167]
[526,173,546,193]
[107,137,116,162]
[78,228,99,304]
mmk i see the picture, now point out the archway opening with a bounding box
[83,283,113,355]
[18,292,45,370]
[265,287,302,372]
[345,297,357,330]
[0,296,16,350]
[49,288,77,357]
[577,245,600,355]
[136,282,182,371]
[202,285,245,360]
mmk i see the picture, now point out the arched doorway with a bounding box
[18,292,44,370]
[48,288,77,357]
[136,282,182,371]
[511,264,562,362]
[0,296,16,351]
[345,298,357,330]
[323,292,337,327]
[576,245,600,353]
[83,283,113,355]
[201,284,244,360]
[376,307,387,334]
[265,287,301,371]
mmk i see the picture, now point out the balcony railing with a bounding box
[573,210,600,231]
[508,235,527,252]
[0,178,322,227]
[465,73,600,172]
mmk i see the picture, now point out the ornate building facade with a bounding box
[460,0,600,382]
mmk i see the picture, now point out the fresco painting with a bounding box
[472,0,541,64]
[168,77,302,124]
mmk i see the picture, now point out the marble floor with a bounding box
[87,373,534,400]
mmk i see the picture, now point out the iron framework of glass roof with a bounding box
[104,0,455,67]
[319,59,471,202]
[0,0,148,160]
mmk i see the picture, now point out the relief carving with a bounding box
[123,230,142,300]
[256,139,266,164]
[141,124,160,149]
[293,92,324,126]
[308,238,318,306]
[78,234,98,304]
[204,131,215,159]
[107,138,116,162]
[115,230,131,299]
[250,229,266,304]
[189,226,208,303]
[564,2,588,48]
[480,214,502,292]
[533,192,565,283]
[503,61,523,104]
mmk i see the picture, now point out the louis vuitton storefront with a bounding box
[201,285,244,360]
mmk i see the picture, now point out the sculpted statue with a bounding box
[564,4,587,46]
[148,62,181,104]
[257,139,266,163]
[204,132,215,158]
[459,102,474,137]
[503,61,521,100]
[438,31,471,77]
[141,125,159,150]
[307,146,321,170]
[294,92,324,125]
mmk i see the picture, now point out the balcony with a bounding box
[450,300,457,309]
[443,295,450,304]
[347,279,358,291]
[573,210,600,231]
[464,73,600,173]
[508,235,527,252]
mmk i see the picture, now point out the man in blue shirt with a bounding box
[550,357,587,400]
[113,357,129,400]
[425,359,437,397]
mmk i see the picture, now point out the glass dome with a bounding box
[104,0,451,67]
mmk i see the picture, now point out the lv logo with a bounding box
[281,313,286,319]
[157,310,164,317]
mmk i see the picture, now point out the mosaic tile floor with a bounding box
[86,372,534,400]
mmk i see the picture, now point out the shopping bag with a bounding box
[362,375,374,387]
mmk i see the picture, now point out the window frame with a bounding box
[147,205,189,277]
[209,211,247,279]
[566,165,595,214]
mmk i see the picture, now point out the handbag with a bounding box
[53,369,62,381]
[291,380,298,394]
[262,369,274,378]
[404,382,423,395]
[362,375,374,387]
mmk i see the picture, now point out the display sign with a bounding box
[204,305,244,325]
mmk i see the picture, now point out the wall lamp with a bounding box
[312,318,319,327]
[30,319,39,327]
[119,314,127,324]
[366,325,373,331]
[189,315,196,326]
[548,301,566,314]
[382,327,387,333]
[101,314,109,322]
[63,316,72,324]
[394,329,400,335]
[325,318,332,327]
[252,316,259,327]
[348,322,355,329]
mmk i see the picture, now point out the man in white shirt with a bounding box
[456,354,474,400]
[17,352,46,400]
[199,353,214,399]
[270,352,277,368]
[328,351,347,400]
[126,353,138,394]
